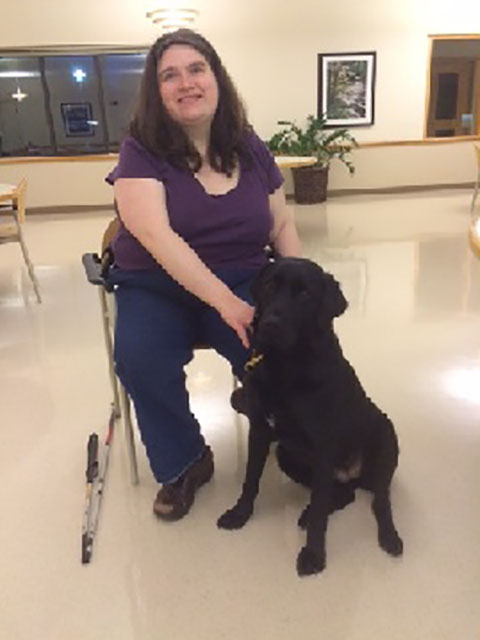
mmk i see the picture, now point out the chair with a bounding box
[82,219,239,486]
[82,249,139,484]
[471,145,480,216]
[0,178,41,302]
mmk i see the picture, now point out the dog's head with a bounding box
[251,257,347,351]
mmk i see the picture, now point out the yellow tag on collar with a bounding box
[245,352,264,371]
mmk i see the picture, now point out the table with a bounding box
[274,156,317,169]
[0,183,15,203]
[0,183,18,238]
[0,182,27,224]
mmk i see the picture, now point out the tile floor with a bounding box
[0,189,479,639]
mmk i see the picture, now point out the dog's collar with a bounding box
[245,351,264,371]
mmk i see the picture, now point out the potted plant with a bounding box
[267,115,357,204]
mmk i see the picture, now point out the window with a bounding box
[0,48,146,156]
[426,35,480,138]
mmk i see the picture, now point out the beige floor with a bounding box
[0,190,479,640]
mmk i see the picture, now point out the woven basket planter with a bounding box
[292,165,329,204]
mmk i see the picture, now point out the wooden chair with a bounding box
[82,219,239,485]
[471,145,480,216]
[0,178,41,302]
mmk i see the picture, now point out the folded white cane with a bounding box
[81,405,116,564]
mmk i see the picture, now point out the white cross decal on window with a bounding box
[73,68,87,83]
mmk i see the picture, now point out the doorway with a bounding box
[426,36,480,139]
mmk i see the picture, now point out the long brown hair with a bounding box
[130,29,251,175]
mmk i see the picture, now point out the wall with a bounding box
[0,158,117,208]
[1,141,478,209]
[0,0,479,207]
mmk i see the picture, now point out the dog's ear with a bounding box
[250,261,276,304]
[322,274,348,319]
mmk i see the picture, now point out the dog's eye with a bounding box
[297,290,311,302]
[292,283,310,300]
[290,276,314,298]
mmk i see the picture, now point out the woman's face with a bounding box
[157,44,219,128]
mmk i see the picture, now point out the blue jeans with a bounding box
[109,266,257,483]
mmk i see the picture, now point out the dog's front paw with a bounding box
[379,529,404,557]
[217,502,253,530]
[296,546,325,577]
[230,387,247,415]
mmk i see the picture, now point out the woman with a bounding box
[106,28,301,521]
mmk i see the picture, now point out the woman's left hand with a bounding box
[217,295,254,349]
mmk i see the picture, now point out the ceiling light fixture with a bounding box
[146,7,198,32]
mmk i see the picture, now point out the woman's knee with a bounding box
[115,322,192,382]
[114,288,196,381]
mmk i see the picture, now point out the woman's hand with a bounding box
[217,296,254,349]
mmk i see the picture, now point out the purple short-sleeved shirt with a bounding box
[105,130,284,271]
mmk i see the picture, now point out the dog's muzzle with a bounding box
[255,314,284,346]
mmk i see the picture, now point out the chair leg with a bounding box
[16,227,41,303]
[98,288,139,485]
[472,178,479,216]
[119,382,139,485]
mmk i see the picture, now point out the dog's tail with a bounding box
[276,445,312,488]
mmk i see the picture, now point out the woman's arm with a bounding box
[269,186,302,257]
[114,177,253,347]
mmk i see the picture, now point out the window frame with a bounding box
[0,44,148,158]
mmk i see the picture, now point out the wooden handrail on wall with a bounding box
[360,136,480,148]
[0,136,479,165]
[0,154,118,165]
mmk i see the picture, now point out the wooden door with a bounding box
[427,58,475,137]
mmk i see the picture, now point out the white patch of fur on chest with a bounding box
[334,455,363,483]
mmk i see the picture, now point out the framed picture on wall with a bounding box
[317,52,376,127]
[61,102,95,136]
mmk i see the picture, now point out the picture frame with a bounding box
[317,52,376,127]
[61,102,95,137]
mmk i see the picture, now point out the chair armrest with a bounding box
[82,253,107,287]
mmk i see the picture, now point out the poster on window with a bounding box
[61,102,95,136]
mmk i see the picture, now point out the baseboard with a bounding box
[24,182,475,211]
[328,181,475,197]
[286,181,475,201]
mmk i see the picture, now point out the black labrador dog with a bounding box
[217,257,403,576]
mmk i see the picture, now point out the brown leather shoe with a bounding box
[153,446,214,521]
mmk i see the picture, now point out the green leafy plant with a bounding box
[267,114,357,174]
